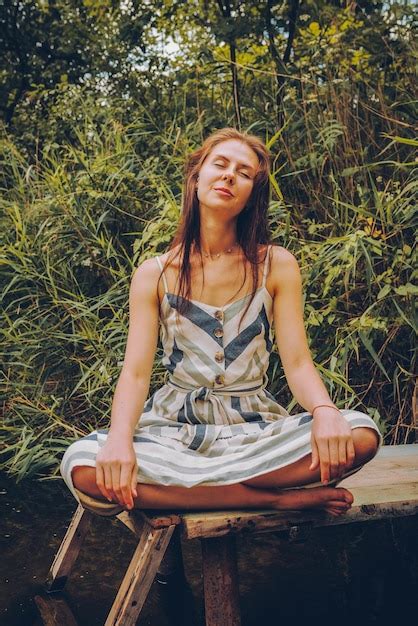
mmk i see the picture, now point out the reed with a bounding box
[0,82,415,481]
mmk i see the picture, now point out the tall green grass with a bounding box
[1,90,416,482]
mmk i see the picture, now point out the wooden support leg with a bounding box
[156,527,198,626]
[201,535,241,626]
[104,519,176,626]
[157,525,184,579]
[45,505,93,592]
[34,594,79,626]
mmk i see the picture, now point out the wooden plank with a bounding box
[181,445,418,539]
[183,508,290,539]
[105,522,176,626]
[339,453,418,488]
[45,505,92,592]
[183,491,418,539]
[115,510,145,537]
[134,509,182,528]
[34,594,78,626]
[348,482,418,505]
[340,464,418,486]
[376,443,418,457]
[201,536,241,626]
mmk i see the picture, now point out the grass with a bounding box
[1,78,416,481]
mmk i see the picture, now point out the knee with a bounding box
[352,427,380,464]
[71,465,97,495]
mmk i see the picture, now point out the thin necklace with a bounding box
[202,243,238,260]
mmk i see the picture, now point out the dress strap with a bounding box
[262,245,271,288]
[155,256,169,294]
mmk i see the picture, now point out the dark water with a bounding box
[1,472,417,626]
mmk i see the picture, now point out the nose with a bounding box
[222,169,234,182]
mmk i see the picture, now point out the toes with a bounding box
[336,488,354,504]
[327,499,351,509]
[325,498,352,516]
[325,506,350,517]
[325,508,344,517]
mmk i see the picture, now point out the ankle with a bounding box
[241,484,281,509]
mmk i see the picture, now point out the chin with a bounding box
[201,200,228,210]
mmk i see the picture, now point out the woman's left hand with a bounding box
[309,407,356,484]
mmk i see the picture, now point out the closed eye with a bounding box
[215,163,250,178]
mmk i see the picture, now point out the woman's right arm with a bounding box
[95,258,161,509]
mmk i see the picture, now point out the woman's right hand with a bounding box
[95,436,138,510]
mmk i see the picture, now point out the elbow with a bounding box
[283,355,314,377]
[119,367,151,390]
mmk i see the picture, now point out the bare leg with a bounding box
[129,483,355,517]
[72,467,353,517]
[71,427,379,519]
[242,427,379,489]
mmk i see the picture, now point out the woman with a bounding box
[61,127,383,518]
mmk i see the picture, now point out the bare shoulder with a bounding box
[130,256,162,304]
[269,244,299,266]
[269,245,301,297]
[156,244,182,268]
[131,245,182,299]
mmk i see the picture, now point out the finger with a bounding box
[328,437,342,479]
[131,464,138,499]
[95,464,111,501]
[338,438,347,478]
[119,464,134,509]
[309,438,319,471]
[103,465,117,503]
[110,464,124,506]
[346,436,356,471]
[317,439,330,484]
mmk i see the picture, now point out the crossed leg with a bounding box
[241,426,380,516]
[242,426,380,489]
[71,427,379,517]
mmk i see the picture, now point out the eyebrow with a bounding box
[212,153,256,172]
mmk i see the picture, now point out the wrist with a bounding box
[311,403,340,418]
[107,427,134,441]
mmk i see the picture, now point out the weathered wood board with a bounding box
[180,444,418,539]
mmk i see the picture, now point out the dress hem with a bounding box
[61,421,383,504]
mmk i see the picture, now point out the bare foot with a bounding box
[274,486,354,517]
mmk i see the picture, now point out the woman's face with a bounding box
[196,139,259,218]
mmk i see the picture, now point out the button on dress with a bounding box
[60,245,383,504]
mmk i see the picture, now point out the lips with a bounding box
[214,187,234,197]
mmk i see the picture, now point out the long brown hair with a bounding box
[158,127,273,331]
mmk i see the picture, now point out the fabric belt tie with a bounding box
[166,375,268,427]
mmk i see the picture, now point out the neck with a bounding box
[196,212,239,257]
[198,233,238,257]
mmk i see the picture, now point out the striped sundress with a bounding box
[60,245,383,504]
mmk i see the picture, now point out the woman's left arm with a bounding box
[271,247,355,485]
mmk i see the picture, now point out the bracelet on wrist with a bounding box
[311,403,340,417]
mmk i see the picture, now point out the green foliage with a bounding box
[0,0,416,480]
